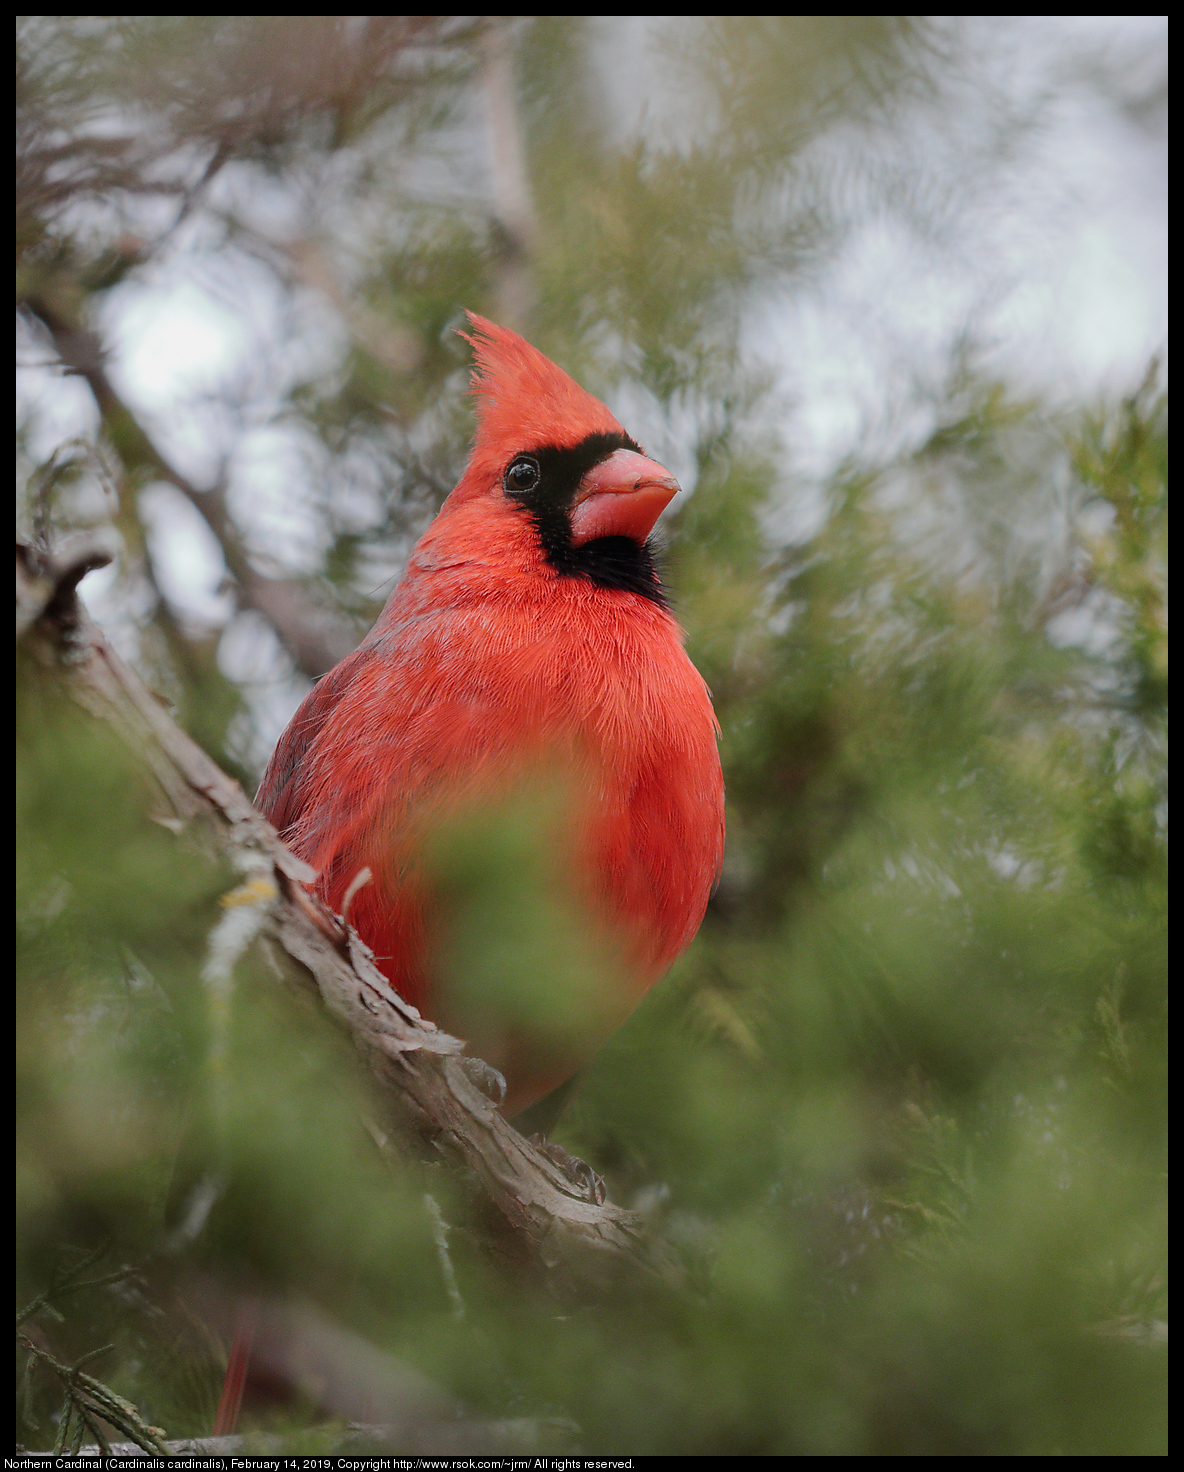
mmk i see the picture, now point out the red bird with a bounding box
[256,315,724,1117]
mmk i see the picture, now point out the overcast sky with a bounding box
[17,15,1168,742]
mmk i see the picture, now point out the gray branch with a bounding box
[20,293,359,678]
[16,541,688,1298]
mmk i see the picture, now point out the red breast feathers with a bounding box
[256,314,724,1114]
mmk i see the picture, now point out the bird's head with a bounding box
[433,314,680,604]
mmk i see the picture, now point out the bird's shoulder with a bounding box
[255,642,378,834]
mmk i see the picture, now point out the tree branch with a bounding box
[16,541,688,1297]
[481,20,538,334]
[20,292,359,678]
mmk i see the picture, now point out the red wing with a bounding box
[255,645,374,836]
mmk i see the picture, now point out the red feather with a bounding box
[257,315,724,1114]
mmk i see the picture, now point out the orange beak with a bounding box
[568,449,680,547]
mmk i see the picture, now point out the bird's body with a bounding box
[257,317,723,1115]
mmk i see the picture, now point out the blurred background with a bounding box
[17,15,1166,1455]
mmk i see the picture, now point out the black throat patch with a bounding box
[503,430,669,607]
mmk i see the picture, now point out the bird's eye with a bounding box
[504,456,540,495]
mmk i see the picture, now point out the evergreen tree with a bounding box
[17,16,1166,1455]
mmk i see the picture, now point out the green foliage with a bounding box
[16,14,1165,1457]
[17,373,1166,1454]
[17,664,461,1443]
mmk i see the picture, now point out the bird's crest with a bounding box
[460,313,626,457]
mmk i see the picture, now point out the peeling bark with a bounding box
[16,541,687,1297]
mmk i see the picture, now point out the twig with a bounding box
[19,1416,577,1458]
[17,1333,169,1457]
[16,1243,128,1329]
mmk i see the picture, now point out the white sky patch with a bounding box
[975,84,1167,402]
[743,18,1169,489]
[16,348,101,463]
[751,219,974,483]
[227,423,338,574]
[109,279,250,409]
[138,482,235,628]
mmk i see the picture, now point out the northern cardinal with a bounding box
[257,314,724,1117]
